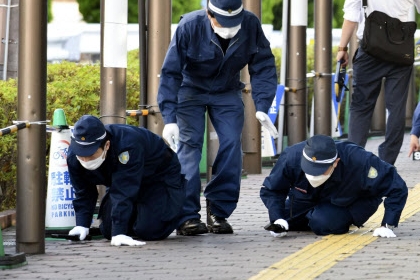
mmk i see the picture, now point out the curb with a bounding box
[0,209,16,230]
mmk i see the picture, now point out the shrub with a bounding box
[0,50,141,211]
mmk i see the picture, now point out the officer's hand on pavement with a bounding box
[270,219,289,238]
[372,227,396,238]
[256,111,279,139]
[110,234,146,246]
[68,226,89,241]
[162,123,179,152]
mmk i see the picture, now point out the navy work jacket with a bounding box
[67,124,177,236]
[261,141,408,227]
[158,9,277,124]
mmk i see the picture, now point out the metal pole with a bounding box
[406,71,416,127]
[206,117,219,183]
[16,0,47,254]
[313,0,332,135]
[405,6,416,128]
[344,28,358,136]
[98,0,128,202]
[287,0,307,145]
[277,0,289,152]
[241,0,262,174]
[147,0,171,135]
[100,0,127,126]
[2,0,11,80]
[6,0,18,79]
[138,0,147,128]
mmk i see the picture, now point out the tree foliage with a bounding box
[269,0,346,30]
[74,0,420,29]
[77,0,202,24]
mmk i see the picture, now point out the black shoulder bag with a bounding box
[361,0,417,66]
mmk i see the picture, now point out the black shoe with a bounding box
[206,202,233,234]
[176,219,208,236]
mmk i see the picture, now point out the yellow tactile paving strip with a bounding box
[250,183,420,280]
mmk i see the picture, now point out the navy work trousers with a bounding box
[349,47,413,165]
[176,89,244,225]
[99,159,186,241]
[284,195,382,235]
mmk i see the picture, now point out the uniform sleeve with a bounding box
[260,148,297,222]
[157,23,188,124]
[362,154,408,227]
[411,103,420,137]
[68,155,98,228]
[247,22,277,113]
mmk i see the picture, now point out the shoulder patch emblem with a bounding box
[118,151,129,164]
[368,166,378,179]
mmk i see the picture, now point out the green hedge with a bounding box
[0,49,141,211]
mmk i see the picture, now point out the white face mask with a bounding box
[305,167,334,188]
[212,23,241,39]
[77,149,107,170]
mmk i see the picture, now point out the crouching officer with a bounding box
[67,115,186,246]
[260,135,408,238]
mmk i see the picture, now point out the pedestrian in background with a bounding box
[67,115,186,246]
[408,102,420,157]
[260,135,407,238]
[158,0,278,235]
[336,0,420,165]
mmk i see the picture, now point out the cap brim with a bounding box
[301,157,332,176]
[69,139,101,157]
[214,11,243,28]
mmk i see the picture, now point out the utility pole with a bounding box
[146,0,171,135]
[100,0,127,126]
[286,0,307,145]
[16,0,47,254]
[241,0,262,174]
[313,0,332,135]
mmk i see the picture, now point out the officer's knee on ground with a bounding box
[307,203,353,235]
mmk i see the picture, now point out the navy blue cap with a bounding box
[301,135,337,176]
[208,0,244,28]
[70,115,106,157]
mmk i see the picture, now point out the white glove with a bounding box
[162,123,179,152]
[256,111,279,139]
[270,219,289,238]
[372,227,396,238]
[110,234,146,246]
[68,226,89,241]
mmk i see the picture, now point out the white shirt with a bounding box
[343,0,420,39]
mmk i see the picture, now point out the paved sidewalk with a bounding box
[1,132,420,280]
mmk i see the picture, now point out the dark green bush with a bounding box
[0,50,141,211]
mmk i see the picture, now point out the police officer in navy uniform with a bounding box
[158,0,278,235]
[67,115,186,246]
[260,135,408,238]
